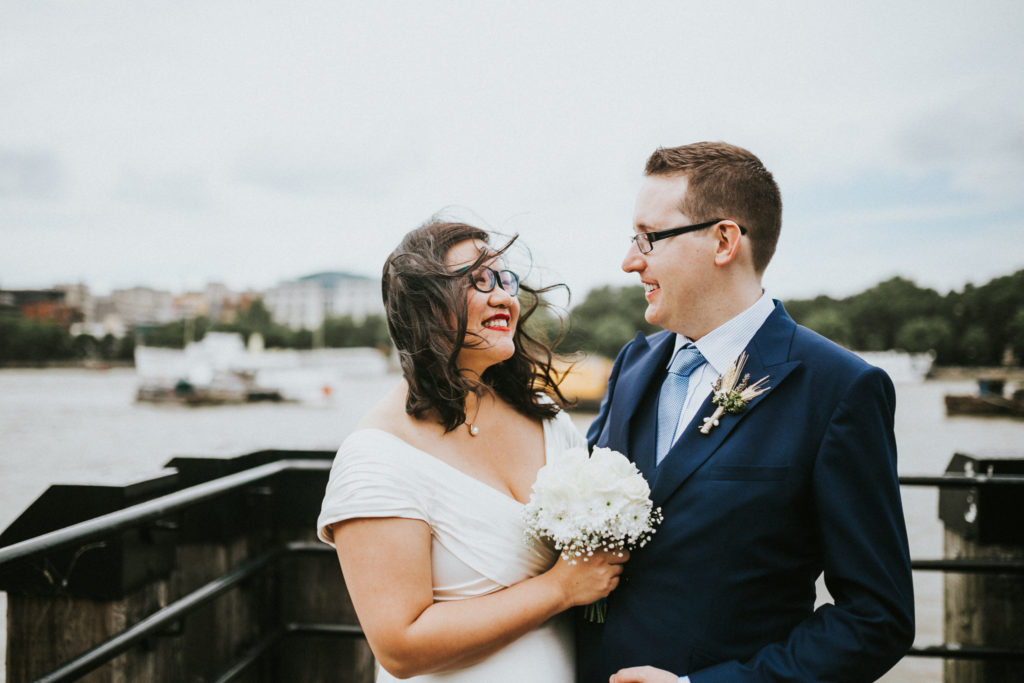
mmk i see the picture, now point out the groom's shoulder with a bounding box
[788,322,890,386]
[757,303,866,375]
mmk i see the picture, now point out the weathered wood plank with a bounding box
[944,528,1024,683]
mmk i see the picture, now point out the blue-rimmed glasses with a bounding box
[468,267,520,296]
[630,219,746,254]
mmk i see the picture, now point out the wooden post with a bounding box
[2,452,372,682]
[943,530,1024,682]
[274,529,374,683]
[6,582,171,682]
[939,453,1024,683]
[4,535,268,681]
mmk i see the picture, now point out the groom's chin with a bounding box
[642,304,659,328]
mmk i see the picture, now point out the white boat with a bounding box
[134,332,390,404]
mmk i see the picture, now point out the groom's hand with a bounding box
[609,665,678,683]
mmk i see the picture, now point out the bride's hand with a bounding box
[545,549,629,607]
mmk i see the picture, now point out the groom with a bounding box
[581,142,915,682]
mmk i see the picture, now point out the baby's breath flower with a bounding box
[522,447,662,622]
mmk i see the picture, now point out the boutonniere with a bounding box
[699,352,771,435]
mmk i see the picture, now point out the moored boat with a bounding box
[945,378,1024,418]
[133,332,390,405]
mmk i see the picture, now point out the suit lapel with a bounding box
[651,304,802,506]
[606,331,674,458]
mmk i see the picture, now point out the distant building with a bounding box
[264,272,382,330]
[0,289,78,326]
[203,282,232,322]
[56,283,91,318]
[54,283,127,338]
[174,291,210,320]
[3,276,381,337]
[82,296,127,338]
[170,283,249,324]
[0,291,18,317]
[111,286,176,328]
[263,279,322,330]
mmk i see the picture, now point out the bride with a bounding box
[317,219,626,682]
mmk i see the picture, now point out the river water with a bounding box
[2,367,1023,682]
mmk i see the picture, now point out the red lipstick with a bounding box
[482,313,511,332]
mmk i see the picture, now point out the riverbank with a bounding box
[5,354,1023,379]
[0,359,135,370]
[928,365,1024,381]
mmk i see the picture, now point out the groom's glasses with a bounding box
[468,267,520,296]
[630,219,746,254]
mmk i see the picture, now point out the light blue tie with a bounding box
[656,346,705,464]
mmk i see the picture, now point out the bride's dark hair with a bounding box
[382,218,570,432]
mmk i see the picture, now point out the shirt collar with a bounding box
[670,292,775,376]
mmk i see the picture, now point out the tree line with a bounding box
[557,269,1024,366]
[2,270,1022,366]
[0,317,136,363]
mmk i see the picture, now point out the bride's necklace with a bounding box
[466,396,482,437]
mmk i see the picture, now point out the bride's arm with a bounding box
[332,516,624,678]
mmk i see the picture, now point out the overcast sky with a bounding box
[2,0,1022,306]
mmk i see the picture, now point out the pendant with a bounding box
[468,423,480,436]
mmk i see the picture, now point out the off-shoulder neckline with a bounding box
[348,422,553,507]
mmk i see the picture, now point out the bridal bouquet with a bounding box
[522,446,662,622]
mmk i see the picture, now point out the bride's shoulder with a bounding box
[356,379,407,429]
[338,383,435,463]
[333,426,422,482]
[349,381,423,442]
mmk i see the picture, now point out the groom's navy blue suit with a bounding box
[581,302,914,682]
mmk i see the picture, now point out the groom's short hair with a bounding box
[645,142,782,273]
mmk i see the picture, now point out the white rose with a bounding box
[591,447,642,479]
[618,473,651,501]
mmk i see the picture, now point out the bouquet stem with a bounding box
[584,598,608,623]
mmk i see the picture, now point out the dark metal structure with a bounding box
[2,450,1023,681]
[0,451,372,682]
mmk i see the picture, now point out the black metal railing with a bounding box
[33,542,356,683]
[3,461,1024,680]
[0,459,330,565]
[899,471,1024,663]
[0,456,367,682]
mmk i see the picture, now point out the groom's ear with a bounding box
[712,221,745,267]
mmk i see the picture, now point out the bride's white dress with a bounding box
[317,409,585,682]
